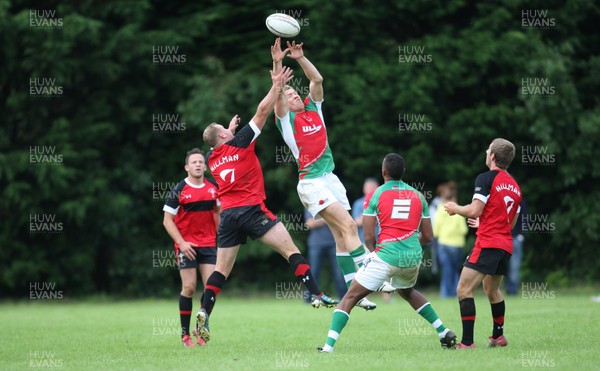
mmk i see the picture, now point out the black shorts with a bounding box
[177,247,217,270]
[464,243,511,276]
[218,204,278,247]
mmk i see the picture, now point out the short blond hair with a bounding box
[490,138,515,169]
[203,123,220,148]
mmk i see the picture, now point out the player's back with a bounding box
[364,180,429,267]
[206,123,266,210]
[475,170,522,250]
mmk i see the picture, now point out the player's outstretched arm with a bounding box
[286,41,323,101]
[251,67,293,130]
[445,200,485,219]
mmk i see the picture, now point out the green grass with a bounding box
[1,290,599,370]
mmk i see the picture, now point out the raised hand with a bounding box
[285,40,304,60]
[271,66,293,90]
[228,114,240,134]
[271,37,289,63]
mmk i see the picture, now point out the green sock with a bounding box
[349,245,368,267]
[416,302,448,336]
[325,309,350,349]
[335,253,356,288]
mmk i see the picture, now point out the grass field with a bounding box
[1,290,599,370]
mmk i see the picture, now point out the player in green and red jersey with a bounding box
[318,153,456,352]
[271,38,392,311]
[445,138,522,349]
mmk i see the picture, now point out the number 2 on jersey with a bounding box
[391,199,411,219]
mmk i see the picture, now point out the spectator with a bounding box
[352,177,380,242]
[507,199,527,295]
[433,184,468,298]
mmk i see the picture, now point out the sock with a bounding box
[491,300,505,338]
[202,271,226,316]
[459,298,476,345]
[324,309,350,349]
[179,295,192,336]
[288,253,320,296]
[416,302,448,337]
[336,252,357,288]
[349,245,367,268]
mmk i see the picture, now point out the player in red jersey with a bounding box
[163,148,220,347]
[195,67,338,344]
[445,138,522,349]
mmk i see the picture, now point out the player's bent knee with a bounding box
[339,217,358,236]
[398,288,412,299]
[214,265,232,279]
[181,285,195,297]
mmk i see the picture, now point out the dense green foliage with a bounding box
[1,0,598,297]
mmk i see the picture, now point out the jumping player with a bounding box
[318,153,456,352]
[445,138,522,348]
[271,38,392,311]
[162,148,219,347]
[195,67,338,344]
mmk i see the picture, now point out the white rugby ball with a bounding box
[266,13,301,38]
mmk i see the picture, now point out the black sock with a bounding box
[179,295,192,336]
[459,298,476,345]
[202,271,226,316]
[491,300,505,338]
[289,253,321,296]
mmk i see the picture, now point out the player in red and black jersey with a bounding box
[163,148,220,347]
[194,67,338,344]
[445,138,522,349]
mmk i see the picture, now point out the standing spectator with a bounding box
[304,209,347,299]
[428,183,446,275]
[433,184,468,298]
[507,199,527,295]
[352,177,380,242]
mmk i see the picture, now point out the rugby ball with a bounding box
[266,13,301,38]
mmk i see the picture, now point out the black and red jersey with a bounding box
[206,122,266,210]
[472,170,522,252]
[163,178,219,249]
